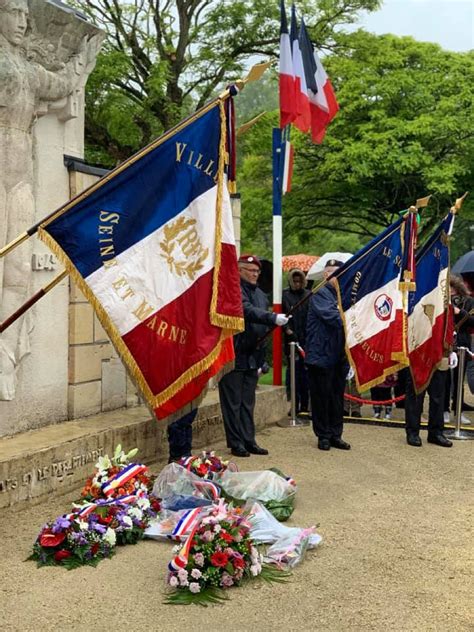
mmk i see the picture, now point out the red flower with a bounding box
[98,515,113,525]
[54,549,72,562]
[210,552,229,567]
[232,556,245,569]
[196,464,208,477]
[220,532,233,544]
[91,542,100,555]
[39,529,66,548]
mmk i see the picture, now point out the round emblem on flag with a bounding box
[374,294,393,321]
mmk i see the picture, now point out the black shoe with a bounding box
[330,437,351,450]
[318,439,331,451]
[407,434,422,447]
[231,447,250,457]
[427,434,453,448]
[246,444,269,455]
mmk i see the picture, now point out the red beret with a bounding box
[238,254,261,269]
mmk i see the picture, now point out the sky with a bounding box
[356,0,473,51]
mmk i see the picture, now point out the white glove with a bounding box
[275,314,290,327]
[449,352,458,369]
[347,367,355,380]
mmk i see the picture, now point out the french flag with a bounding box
[298,18,339,143]
[335,215,416,391]
[408,213,455,393]
[39,103,244,421]
[290,5,311,134]
[279,0,296,128]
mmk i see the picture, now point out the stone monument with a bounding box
[0,0,103,433]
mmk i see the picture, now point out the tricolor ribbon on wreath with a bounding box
[101,463,148,496]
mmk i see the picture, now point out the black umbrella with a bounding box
[452,251,474,274]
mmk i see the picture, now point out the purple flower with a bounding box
[92,523,106,534]
[51,516,71,533]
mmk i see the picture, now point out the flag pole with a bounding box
[272,127,283,386]
[0,270,68,333]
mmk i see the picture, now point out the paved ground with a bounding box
[0,421,472,632]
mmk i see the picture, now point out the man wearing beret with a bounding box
[218,254,290,457]
[305,260,351,451]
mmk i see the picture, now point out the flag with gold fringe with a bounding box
[38,100,244,421]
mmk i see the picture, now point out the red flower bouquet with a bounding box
[178,452,237,481]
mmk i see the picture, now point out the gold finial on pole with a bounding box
[237,111,266,137]
[451,191,468,214]
[415,195,431,209]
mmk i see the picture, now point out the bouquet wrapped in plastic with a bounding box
[215,468,297,521]
[178,452,238,480]
[152,462,221,503]
[245,501,322,569]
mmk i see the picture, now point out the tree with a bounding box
[238,31,474,257]
[78,0,381,165]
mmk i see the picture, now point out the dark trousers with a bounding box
[307,362,347,440]
[405,370,446,437]
[285,355,309,412]
[167,409,198,461]
[218,369,258,450]
[394,368,408,409]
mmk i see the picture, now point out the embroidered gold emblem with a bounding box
[159,215,208,280]
[422,303,435,324]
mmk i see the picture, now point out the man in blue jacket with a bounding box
[305,260,351,451]
[218,254,289,457]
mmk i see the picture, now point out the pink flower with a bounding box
[194,552,204,567]
[191,568,202,579]
[201,530,215,543]
[168,575,179,587]
[189,582,201,594]
[220,572,234,588]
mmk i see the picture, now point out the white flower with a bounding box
[78,520,89,531]
[177,568,188,580]
[172,544,181,554]
[104,528,116,546]
[128,507,143,520]
[96,455,112,472]
[189,582,201,593]
[250,564,261,577]
[213,524,222,533]
[122,516,133,528]
[168,575,179,587]
[191,568,202,579]
[250,546,259,563]
[137,497,150,510]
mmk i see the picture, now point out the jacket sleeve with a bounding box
[242,295,276,326]
[457,308,474,329]
[313,290,342,327]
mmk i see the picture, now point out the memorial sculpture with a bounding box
[0,0,101,399]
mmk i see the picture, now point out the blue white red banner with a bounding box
[39,101,244,421]
[408,213,454,392]
[334,214,416,391]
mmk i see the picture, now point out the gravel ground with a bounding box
[0,422,472,632]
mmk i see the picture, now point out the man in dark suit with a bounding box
[305,260,351,451]
[218,254,289,457]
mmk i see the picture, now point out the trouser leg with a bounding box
[427,370,446,436]
[218,371,246,450]
[405,374,425,436]
[240,369,259,447]
[330,361,347,439]
[307,365,334,440]
[444,369,452,412]
[167,409,198,460]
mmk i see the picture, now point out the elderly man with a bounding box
[305,259,351,451]
[218,254,289,457]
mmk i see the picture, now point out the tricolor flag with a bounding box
[334,214,416,391]
[408,213,455,393]
[290,5,311,134]
[279,0,296,128]
[298,18,339,143]
[281,138,294,194]
[38,101,244,421]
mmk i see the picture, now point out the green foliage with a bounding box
[79,0,381,165]
[238,32,474,256]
